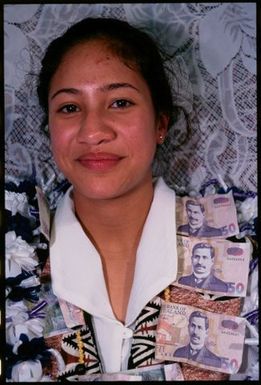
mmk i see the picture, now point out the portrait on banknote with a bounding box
[176,191,239,238]
[174,236,250,297]
[173,310,222,368]
[155,303,246,374]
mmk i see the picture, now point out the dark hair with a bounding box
[192,242,215,259]
[189,311,209,330]
[185,199,205,213]
[37,17,174,128]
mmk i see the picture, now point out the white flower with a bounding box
[19,275,41,288]
[5,231,38,278]
[6,301,28,324]
[6,312,45,345]
[237,196,257,223]
[6,300,46,347]
[5,190,29,216]
[11,360,43,382]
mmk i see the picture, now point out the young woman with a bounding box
[6,17,247,382]
[37,17,178,374]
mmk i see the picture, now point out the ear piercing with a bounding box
[159,134,164,144]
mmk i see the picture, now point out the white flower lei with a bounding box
[5,182,65,382]
[5,179,259,381]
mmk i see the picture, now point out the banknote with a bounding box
[41,281,68,337]
[65,363,184,381]
[121,364,165,381]
[176,191,239,238]
[64,372,142,381]
[58,298,85,328]
[36,186,50,240]
[121,363,183,381]
[164,363,184,380]
[174,236,250,297]
[155,302,246,374]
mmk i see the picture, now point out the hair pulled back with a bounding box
[189,311,209,330]
[37,17,174,128]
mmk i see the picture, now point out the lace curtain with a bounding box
[4,3,257,206]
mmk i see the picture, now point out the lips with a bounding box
[195,264,205,270]
[77,152,123,171]
[191,335,200,342]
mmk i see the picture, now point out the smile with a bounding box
[77,152,123,172]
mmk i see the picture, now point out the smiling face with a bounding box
[48,39,168,203]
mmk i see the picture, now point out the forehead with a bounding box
[187,204,202,211]
[193,247,212,257]
[190,316,206,327]
[59,38,137,70]
[49,39,148,93]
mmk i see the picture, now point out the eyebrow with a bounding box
[50,82,140,100]
[100,82,140,93]
[50,88,80,100]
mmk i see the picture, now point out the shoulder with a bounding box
[174,344,189,357]
[177,224,189,232]
[208,275,228,292]
[202,347,222,367]
[178,274,193,285]
[200,224,223,237]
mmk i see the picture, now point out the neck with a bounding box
[72,177,155,322]
[73,179,154,256]
[194,272,210,280]
[190,342,204,351]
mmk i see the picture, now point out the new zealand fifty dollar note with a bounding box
[174,236,251,297]
[155,302,246,374]
[176,191,239,238]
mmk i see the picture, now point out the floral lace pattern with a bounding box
[4,3,256,208]
[4,4,258,381]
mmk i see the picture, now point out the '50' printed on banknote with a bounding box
[176,191,239,238]
[155,302,246,374]
[173,236,251,297]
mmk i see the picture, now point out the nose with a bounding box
[77,110,116,145]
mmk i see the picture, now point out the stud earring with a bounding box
[159,134,164,144]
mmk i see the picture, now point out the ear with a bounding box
[156,114,169,144]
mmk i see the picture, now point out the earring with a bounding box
[159,134,164,144]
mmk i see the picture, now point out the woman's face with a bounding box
[48,40,168,202]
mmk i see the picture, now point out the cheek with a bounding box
[125,115,157,152]
[49,129,60,154]
[129,134,157,164]
[49,126,70,165]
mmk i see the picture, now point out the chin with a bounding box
[72,180,126,201]
[195,274,208,279]
[77,186,119,201]
[68,170,152,202]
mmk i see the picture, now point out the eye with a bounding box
[110,99,134,109]
[58,104,80,113]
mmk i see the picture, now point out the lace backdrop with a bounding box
[4,3,257,207]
